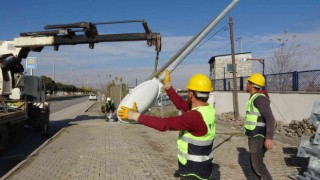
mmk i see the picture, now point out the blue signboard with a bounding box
[26,57,37,69]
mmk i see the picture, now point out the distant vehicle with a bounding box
[89,94,97,101]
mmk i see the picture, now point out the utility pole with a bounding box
[120,78,122,102]
[229,16,240,121]
[53,55,55,81]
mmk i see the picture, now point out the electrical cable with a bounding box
[269,97,289,123]
[191,25,229,53]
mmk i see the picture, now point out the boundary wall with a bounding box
[213,92,320,123]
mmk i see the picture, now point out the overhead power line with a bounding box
[191,25,229,53]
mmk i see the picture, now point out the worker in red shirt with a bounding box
[118,70,216,180]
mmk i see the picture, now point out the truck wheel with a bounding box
[0,125,9,155]
[28,108,41,131]
[41,108,50,137]
[41,119,49,137]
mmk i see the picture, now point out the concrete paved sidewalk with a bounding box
[2,107,307,180]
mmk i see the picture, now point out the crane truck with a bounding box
[0,20,161,155]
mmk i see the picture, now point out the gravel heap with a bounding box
[147,105,316,139]
[216,112,316,138]
[275,118,316,138]
[216,112,245,127]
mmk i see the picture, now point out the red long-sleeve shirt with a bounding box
[138,87,208,137]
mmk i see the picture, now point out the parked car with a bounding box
[89,94,97,101]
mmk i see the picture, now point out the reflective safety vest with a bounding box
[106,101,115,112]
[177,105,215,179]
[245,93,267,137]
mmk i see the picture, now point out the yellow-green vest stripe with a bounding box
[245,93,266,131]
[177,105,215,165]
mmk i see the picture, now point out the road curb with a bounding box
[84,102,97,112]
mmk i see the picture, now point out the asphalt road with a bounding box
[0,96,89,177]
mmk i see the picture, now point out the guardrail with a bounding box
[46,95,87,101]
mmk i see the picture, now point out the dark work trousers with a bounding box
[248,137,273,180]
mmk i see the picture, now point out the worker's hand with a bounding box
[163,70,171,84]
[118,102,140,121]
[132,101,138,111]
[264,139,273,150]
[162,70,172,90]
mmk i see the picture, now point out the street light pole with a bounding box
[53,55,55,81]
[52,52,68,82]
[125,68,131,90]
[245,58,265,76]
[261,59,265,76]
[236,37,242,53]
[69,67,73,85]
[119,84,121,102]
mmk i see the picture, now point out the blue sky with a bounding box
[1,0,319,89]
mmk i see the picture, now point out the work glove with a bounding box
[118,102,140,121]
[162,70,172,90]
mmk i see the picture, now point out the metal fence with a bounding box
[213,69,320,92]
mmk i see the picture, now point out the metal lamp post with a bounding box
[125,68,131,89]
[52,53,68,82]
[245,58,265,76]
[53,55,55,81]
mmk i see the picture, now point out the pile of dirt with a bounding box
[216,112,302,146]
[275,119,316,138]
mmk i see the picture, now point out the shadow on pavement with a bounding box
[50,114,105,134]
[282,147,309,176]
[0,126,47,177]
[212,135,232,151]
[211,136,232,180]
[211,163,221,180]
[237,147,253,180]
[0,114,106,177]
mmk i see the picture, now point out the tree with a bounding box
[55,82,65,92]
[41,75,56,95]
[269,31,305,74]
[268,31,306,91]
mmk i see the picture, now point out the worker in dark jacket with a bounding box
[245,73,275,180]
[118,70,215,180]
[105,97,116,121]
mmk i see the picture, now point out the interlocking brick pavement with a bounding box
[2,104,308,180]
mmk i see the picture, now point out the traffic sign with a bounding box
[26,57,37,69]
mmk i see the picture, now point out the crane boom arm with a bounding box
[1,19,161,59]
[15,33,160,48]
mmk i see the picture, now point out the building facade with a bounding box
[208,52,253,90]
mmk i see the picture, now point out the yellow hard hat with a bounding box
[186,74,213,92]
[248,73,265,87]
